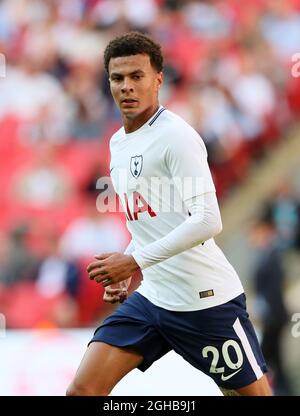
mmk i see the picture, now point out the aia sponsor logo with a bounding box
[123,191,156,221]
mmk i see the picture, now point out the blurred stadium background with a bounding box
[0,0,300,395]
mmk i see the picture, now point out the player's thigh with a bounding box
[221,374,272,396]
[67,341,144,396]
[236,374,272,396]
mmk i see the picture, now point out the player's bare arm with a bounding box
[87,252,139,287]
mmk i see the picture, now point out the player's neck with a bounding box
[123,103,160,134]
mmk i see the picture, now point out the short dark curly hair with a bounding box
[104,31,163,74]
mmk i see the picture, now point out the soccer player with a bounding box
[66,32,272,396]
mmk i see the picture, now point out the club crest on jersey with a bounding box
[130,155,143,178]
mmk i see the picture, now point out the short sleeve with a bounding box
[165,125,216,201]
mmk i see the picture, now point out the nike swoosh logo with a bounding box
[221,368,242,381]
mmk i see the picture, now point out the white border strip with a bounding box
[233,317,263,380]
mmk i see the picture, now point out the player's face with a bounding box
[108,54,163,124]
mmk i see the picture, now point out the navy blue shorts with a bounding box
[89,292,267,390]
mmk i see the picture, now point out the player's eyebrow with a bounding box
[110,69,145,78]
[130,70,145,75]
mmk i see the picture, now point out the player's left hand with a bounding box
[87,252,139,287]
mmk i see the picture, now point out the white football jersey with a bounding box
[109,106,244,311]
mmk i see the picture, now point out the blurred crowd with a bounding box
[1,0,300,329]
[250,178,300,395]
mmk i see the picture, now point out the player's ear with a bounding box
[156,72,163,90]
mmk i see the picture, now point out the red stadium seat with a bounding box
[75,257,108,326]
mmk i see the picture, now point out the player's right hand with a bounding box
[103,286,128,304]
